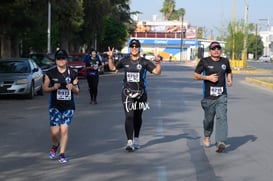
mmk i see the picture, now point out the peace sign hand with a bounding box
[107,46,115,58]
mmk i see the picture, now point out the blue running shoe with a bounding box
[49,144,59,159]
[133,137,140,149]
[58,154,68,163]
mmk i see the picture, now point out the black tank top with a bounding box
[46,67,78,111]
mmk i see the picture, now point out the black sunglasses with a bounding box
[210,46,221,50]
[56,57,66,60]
[130,45,139,48]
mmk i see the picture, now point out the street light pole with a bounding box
[242,0,248,65]
[180,16,184,61]
[47,0,51,54]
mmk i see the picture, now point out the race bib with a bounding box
[210,86,223,96]
[127,72,140,82]
[56,89,72,100]
[93,64,98,70]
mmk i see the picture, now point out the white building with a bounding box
[259,27,273,58]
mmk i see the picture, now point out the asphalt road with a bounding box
[1,62,273,181]
[247,60,273,70]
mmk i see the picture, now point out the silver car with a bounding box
[0,58,44,99]
[258,55,272,63]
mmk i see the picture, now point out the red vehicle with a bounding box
[67,53,86,77]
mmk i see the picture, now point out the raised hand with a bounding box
[107,46,115,58]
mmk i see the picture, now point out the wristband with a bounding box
[73,84,79,88]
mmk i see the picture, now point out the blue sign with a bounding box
[128,38,198,46]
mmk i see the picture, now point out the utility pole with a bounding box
[255,23,258,60]
[231,0,236,61]
[180,16,184,61]
[47,0,51,54]
[242,0,248,64]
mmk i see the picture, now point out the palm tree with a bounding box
[160,0,175,20]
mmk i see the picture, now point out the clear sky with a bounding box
[130,0,272,36]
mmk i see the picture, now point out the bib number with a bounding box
[56,89,72,100]
[210,86,223,96]
[127,72,140,82]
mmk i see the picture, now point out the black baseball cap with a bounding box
[55,49,68,59]
[129,39,141,47]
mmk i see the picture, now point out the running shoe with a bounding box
[58,153,68,163]
[203,137,210,147]
[216,142,226,153]
[133,137,140,149]
[125,140,135,152]
[49,144,59,159]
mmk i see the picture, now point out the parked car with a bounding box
[0,58,44,99]
[143,53,155,61]
[23,53,56,78]
[259,55,272,62]
[101,52,110,72]
[67,53,86,77]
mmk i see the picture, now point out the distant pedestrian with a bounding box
[107,39,162,152]
[85,48,103,104]
[193,41,233,153]
[43,49,80,163]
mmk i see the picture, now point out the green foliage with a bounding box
[247,34,264,59]
[224,20,264,60]
[101,17,128,51]
[160,0,175,20]
[1,0,263,59]
[169,8,185,21]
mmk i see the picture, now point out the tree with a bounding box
[51,0,83,52]
[0,0,84,57]
[160,0,175,21]
[169,8,185,21]
[224,20,264,60]
[247,33,263,59]
[101,17,128,51]
[0,0,40,57]
[82,0,110,51]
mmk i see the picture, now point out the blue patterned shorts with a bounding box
[49,108,75,126]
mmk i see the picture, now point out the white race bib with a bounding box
[210,86,223,96]
[93,64,98,70]
[127,72,140,82]
[56,89,72,100]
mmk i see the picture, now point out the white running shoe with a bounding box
[125,139,135,152]
[203,137,210,147]
[216,142,226,153]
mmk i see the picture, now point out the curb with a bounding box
[245,77,273,90]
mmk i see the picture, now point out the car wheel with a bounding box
[37,85,44,96]
[27,82,35,99]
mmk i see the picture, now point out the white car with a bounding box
[143,53,155,61]
[259,55,271,63]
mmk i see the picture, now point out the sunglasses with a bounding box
[56,57,67,60]
[210,46,221,50]
[130,45,139,48]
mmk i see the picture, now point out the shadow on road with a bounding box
[225,134,258,152]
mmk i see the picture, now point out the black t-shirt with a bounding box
[46,67,78,111]
[115,56,156,91]
[194,57,232,99]
[85,57,102,76]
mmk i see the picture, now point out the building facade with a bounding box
[122,20,223,61]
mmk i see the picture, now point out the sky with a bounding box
[130,0,272,36]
